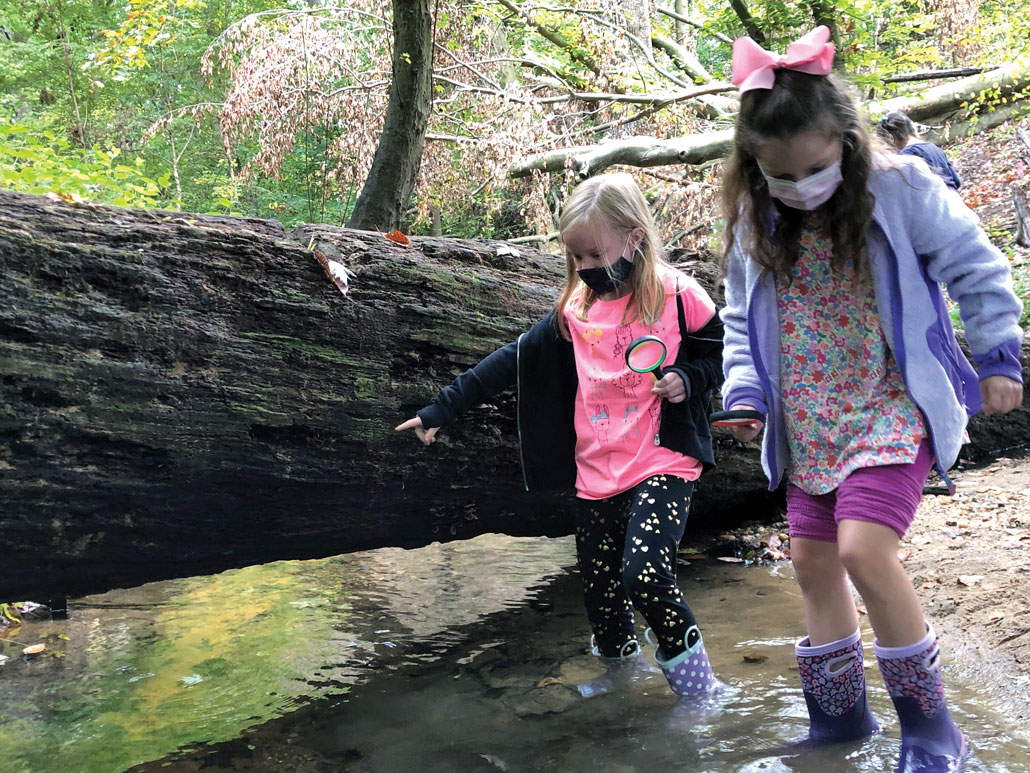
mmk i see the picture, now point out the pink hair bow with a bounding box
[731,26,835,94]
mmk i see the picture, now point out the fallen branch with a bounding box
[869,60,1030,123]
[508,129,734,179]
[884,66,999,84]
[651,33,712,84]
[509,61,1030,178]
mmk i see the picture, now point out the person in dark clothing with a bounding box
[396,172,727,699]
[878,111,962,189]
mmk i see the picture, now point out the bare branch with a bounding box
[883,67,999,84]
[651,34,711,83]
[655,6,733,45]
[508,130,735,179]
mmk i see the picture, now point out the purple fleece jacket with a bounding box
[721,154,1024,490]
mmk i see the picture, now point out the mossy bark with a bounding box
[1,190,1023,601]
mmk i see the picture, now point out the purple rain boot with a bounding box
[644,625,724,697]
[876,624,966,773]
[796,629,880,743]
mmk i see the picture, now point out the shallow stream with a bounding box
[0,534,1026,772]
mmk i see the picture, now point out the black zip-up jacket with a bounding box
[417,294,724,493]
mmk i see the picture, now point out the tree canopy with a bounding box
[1,0,1028,246]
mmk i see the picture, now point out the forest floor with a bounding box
[697,118,1030,721]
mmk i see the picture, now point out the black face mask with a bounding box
[577,255,634,295]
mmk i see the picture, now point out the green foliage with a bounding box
[1013,271,1030,329]
[0,119,167,207]
[0,0,1029,237]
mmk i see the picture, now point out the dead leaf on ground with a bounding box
[742,652,768,664]
[535,676,564,688]
[760,532,782,550]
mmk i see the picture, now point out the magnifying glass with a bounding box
[709,409,764,428]
[625,335,667,379]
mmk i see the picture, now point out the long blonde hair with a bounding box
[556,173,669,339]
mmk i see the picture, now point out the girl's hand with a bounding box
[980,376,1024,416]
[395,416,439,446]
[727,403,764,443]
[652,371,687,403]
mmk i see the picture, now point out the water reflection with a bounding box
[1,534,1027,773]
[0,535,572,773]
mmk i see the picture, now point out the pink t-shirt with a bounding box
[563,267,716,500]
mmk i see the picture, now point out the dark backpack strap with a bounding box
[676,280,688,340]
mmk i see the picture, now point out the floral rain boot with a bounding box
[796,628,880,742]
[645,625,724,697]
[876,624,966,773]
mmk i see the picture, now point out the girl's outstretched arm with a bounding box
[396,311,563,444]
[396,337,519,444]
[395,416,440,446]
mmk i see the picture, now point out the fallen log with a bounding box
[0,190,771,601]
[868,59,1030,124]
[2,191,1024,602]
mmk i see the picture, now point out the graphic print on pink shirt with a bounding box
[564,267,716,500]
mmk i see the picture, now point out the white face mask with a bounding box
[760,160,843,210]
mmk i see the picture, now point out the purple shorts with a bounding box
[786,440,934,542]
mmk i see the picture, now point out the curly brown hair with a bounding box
[721,70,877,283]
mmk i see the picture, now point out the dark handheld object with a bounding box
[625,335,667,379]
[709,409,764,428]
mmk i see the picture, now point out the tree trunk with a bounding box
[619,0,653,60]
[345,0,433,232]
[1013,187,1030,248]
[3,192,1024,602]
[673,0,692,47]
[0,191,776,602]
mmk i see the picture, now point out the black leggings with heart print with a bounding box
[574,473,697,659]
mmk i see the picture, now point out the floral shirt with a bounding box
[777,216,925,494]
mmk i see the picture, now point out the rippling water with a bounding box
[0,534,1026,772]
